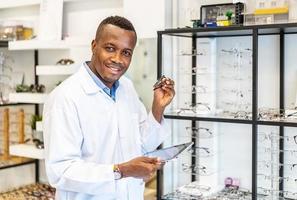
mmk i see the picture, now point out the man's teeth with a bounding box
[109,66,120,71]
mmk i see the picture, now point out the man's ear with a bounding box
[91,39,97,55]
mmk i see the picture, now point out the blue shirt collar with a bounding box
[84,62,119,101]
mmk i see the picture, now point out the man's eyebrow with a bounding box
[104,43,115,46]
[103,43,133,52]
[124,48,133,52]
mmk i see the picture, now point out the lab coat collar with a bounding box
[77,63,105,95]
[77,63,124,97]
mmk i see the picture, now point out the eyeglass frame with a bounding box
[185,126,213,138]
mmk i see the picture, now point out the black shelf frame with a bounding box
[0,103,38,107]
[0,159,36,170]
[157,23,297,200]
[33,49,40,183]
[0,41,8,48]
[159,23,297,38]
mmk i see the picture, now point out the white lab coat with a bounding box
[43,63,169,200]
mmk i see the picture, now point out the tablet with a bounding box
[144,142,194,161]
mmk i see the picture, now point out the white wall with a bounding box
[127,38,158,110]
[63,0,123,42]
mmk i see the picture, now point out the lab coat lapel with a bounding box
[77,64,119,102]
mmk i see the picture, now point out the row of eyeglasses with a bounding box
[171,105,297,121]
[162,186,252,200]
[257,187,297,199]
[162,181,210,200]
[163,185,297,200]
[178,47,252,58]
[162,185,297,199]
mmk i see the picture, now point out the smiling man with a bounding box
[43,16,175,200]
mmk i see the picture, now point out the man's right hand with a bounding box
[117,156,162,179]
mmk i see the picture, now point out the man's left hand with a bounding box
[152,76,175,122]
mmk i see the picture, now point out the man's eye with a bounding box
[123,51,131,57]
[105,47,115,52]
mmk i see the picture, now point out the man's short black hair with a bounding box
[95,16,137,40]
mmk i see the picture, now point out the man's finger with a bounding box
[142,156,159,163]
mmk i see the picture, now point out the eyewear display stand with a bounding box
[157,23,297,200]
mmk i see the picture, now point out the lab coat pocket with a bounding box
[119,113,139,137]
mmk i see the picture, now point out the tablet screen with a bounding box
[144,142,193,161]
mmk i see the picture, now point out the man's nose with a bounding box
[110,52,123,64]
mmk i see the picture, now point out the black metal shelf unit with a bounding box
[157,23,297,200]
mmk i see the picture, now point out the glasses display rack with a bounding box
[157,23,297,200]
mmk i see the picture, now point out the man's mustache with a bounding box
[108,62,124,69]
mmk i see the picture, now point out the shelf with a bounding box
[36,64,79,75]
[9,93,48,104]
[9,144,44,159]
[160,26,253,38]
[0,156,35,170]
[8,39,89,50]
[164,114,253,124]
[159,23,297,38]
[164,114,297,127]
[0,102,36,107]
[257,120,297,127]
[0,0,40,9]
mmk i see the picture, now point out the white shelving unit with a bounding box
[10,144,44,159]
[9,93,48,104]
[36,64,79,76]
[8,39,88,50]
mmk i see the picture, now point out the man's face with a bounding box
[90,24,136,88]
